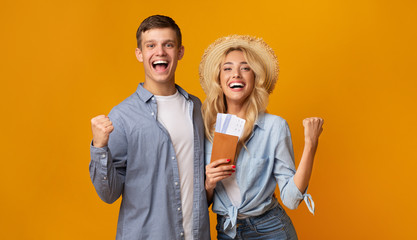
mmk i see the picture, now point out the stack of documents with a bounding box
[215,113,246,138]
[210,114,246,165]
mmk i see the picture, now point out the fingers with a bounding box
[205,158,235,190]
[303,117,324,127]
[210,158,232,168]
[206,175,233,188]
[207,171,234,181]
[303,117,324,133]
[91,115,114,134]
[91,115,114,148]
[206,165,235,175]
[303,117,324,143]
[206,159,235,175]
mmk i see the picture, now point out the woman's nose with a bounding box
[232,71,241,78]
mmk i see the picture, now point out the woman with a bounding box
[199,35,324,239]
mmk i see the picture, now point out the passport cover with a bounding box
[210,132,239,165]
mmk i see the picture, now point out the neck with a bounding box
[226,101,247,119]
[143,80,177,96]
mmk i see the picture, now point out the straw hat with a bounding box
[199,35,279,94]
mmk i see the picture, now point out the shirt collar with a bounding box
[136,82,190,102]
[254,112,266,130]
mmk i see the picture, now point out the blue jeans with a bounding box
[216,205,298,240]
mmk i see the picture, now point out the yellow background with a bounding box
[2,0,416,239]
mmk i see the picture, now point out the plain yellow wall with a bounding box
[1,0,416,239]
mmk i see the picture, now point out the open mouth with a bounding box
[152,60,168,71]
[229,82,245,89]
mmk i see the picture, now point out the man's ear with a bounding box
[178,46,185,60]
[135,48,143,62]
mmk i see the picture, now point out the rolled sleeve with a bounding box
[282,177,315,214]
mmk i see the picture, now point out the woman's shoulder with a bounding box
[260,113,288,128]
[259,113,291,140]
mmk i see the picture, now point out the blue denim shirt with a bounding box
[205,113,314,238]
[90,83,210,240]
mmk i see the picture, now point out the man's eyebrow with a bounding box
[143,40,176,45]
[163,40,176,44]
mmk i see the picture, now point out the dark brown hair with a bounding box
[136,15,182,49]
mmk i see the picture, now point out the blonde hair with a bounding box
[202,46,270,146]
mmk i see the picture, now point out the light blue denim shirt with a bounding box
[205,113,314,238]
[90,83,210,240]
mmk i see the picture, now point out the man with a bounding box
[89,15,210,240]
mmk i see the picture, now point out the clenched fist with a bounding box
[91,115,114,148]
[303,117,324,145]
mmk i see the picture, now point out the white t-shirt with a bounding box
[222,172,242,207]
[155,90,194,239]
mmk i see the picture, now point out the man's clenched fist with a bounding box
[91,115,114,148]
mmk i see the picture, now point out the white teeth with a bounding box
[153,60,168,64]
[229,82,245,88]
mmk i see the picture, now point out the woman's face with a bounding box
[219,50,255,107]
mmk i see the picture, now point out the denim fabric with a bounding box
[89,83,210,240]
[216,205,298,240]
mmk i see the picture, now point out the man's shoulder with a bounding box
[109,91,142,119]
[113,91,138,107]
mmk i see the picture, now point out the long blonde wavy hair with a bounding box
[202,46,270,146]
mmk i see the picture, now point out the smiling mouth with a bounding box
[229,82,245,89]
[152,60,168,71]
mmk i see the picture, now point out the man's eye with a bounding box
[166,43,173,47]
[147,44,154,48]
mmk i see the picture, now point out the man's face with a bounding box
[135,28,184,87]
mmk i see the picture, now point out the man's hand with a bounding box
[91,115,114,148]
[303,117,324,145]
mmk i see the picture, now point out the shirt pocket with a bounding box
[238,155,272,187]
[242,155,270,173]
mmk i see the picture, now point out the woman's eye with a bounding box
[223,68,232,71]
[242,67,251,71]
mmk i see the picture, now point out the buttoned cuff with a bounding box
[90,141,109,166]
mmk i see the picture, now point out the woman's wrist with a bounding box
[304,138,318,148]
[205,181,215,192]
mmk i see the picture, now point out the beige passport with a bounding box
[210,132,239,165]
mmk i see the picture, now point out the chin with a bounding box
[154,76,175,84]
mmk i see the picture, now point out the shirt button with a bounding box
[101,154,106,158]
[177,207,181,211]
[103,176,107,180]
[151,112,154,116]
[172,156,175,160]
[180,232,184,236]
[175,182,178,186]
[152,97,155,101]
